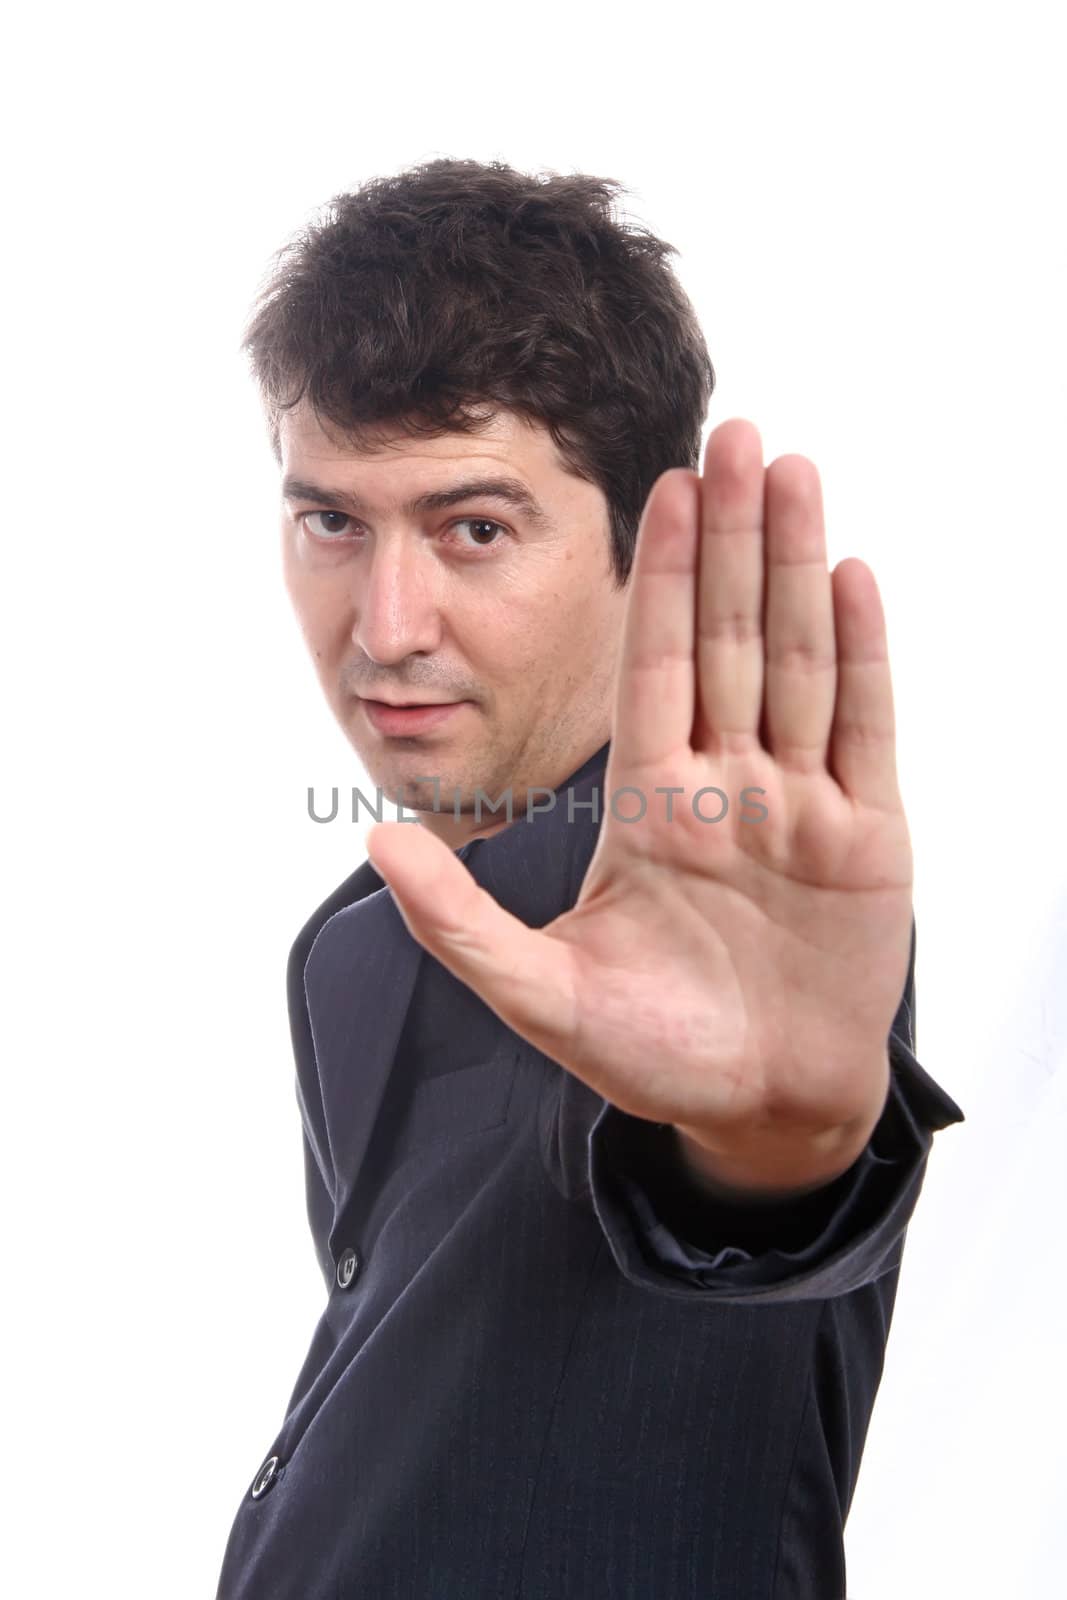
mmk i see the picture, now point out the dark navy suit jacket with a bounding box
[215,739,964,1599]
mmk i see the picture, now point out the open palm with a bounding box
[367,419,913,1188]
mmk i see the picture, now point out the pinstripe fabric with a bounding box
[215,741,963,1599]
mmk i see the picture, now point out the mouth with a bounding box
[361,696,454,707]
[359,698,468,736]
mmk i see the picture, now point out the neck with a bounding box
[411,731,613,852]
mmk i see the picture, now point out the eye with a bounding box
[301,510,353,539]
[450,517,506,550]
[296,511,507,549]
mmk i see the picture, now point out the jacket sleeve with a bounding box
[582,916,966,1304]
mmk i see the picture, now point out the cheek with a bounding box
[287,576,350,662]
[480,606,546,687]
[281,539,308,616]
[513,588,592,669]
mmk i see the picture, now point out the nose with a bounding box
[352,539,443,666]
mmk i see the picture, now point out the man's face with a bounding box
[278,401,630,847]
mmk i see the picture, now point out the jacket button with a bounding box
[250,1455,280,1500]
[336,1247,361,1290]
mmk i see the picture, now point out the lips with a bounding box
[360,698,466,736]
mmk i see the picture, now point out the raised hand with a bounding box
[366,418,913,1197]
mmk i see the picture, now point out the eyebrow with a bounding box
[281,474,554,532]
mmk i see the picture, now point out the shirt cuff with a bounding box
[585,1031,965,1303]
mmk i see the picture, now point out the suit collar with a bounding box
[300,738,610,1229]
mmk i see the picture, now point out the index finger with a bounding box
[608,467,701,773]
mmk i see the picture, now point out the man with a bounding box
[215,157,964,1598]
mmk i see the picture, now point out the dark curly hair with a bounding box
[240,156,715,586]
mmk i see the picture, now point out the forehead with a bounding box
[278,400,563,479]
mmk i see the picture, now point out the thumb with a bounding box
[364,821,574,1043]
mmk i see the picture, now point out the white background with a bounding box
[3,2,1064,1595]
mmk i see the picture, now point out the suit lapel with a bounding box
[302,870,429,1223]
[301,739,611,1222]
